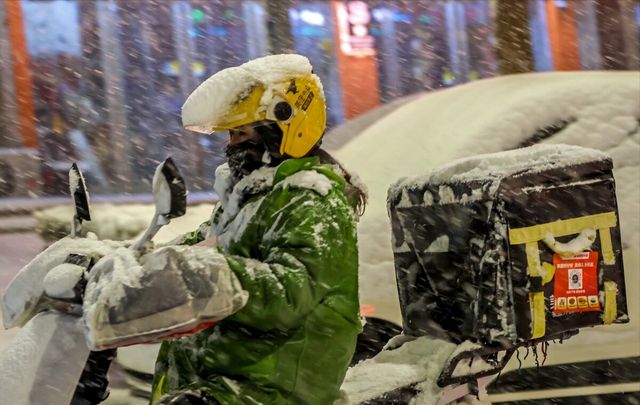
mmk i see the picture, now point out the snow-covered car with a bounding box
[327,71,640,402]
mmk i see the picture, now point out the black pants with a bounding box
[70,349,117,405]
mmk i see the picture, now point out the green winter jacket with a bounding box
[151,157,362,405]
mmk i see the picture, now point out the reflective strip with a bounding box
[509,212,617,245]
[599,228,616,265]
[509,212,620,338]
[604,281,618,325]
[529,292,546,339]
[150,373,167,405]
[525,242,542,277]
[542,262,555,285]
[525,242,545,338]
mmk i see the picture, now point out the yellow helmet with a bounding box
[182,54,326,158]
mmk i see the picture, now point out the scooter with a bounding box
[0,158,187,405]
[1,158,504,405]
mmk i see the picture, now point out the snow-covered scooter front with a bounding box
[0,158,187,405]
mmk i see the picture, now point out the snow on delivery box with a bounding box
[387,144,629,349]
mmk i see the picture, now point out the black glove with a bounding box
[69,348,117,405]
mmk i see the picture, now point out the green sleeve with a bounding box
[167,204,222,246]
[225,186,357,331]
[178,221,209,246]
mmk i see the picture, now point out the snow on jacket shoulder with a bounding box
[152,157,362,405]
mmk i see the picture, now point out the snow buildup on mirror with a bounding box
[152,162,172,216]
[68,165,89,204]
[182,54,321,133]
[68,167,80,196]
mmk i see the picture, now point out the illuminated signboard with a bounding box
[336,1,375,56]
[22,0,82,56]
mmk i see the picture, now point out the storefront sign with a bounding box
[22,0,81,56]
[336,1,375,56]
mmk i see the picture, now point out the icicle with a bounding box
[523,346,530,360]
[532,345,540,368]
[515,348,522,369]
[541,341,549,366]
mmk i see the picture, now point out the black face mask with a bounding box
[224,139,266,181]
[224,123,284,181]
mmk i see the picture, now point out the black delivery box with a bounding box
[388,144,629,348]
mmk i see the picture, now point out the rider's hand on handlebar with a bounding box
[2,236,130,328]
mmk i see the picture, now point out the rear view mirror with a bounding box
[133,158,187,251]
[69,163,91,237]
[151,157,187,219]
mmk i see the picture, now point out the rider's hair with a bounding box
[314,148,367,218]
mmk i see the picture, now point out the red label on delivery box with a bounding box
[553,251,600,314]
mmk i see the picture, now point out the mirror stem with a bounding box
[71,215,81,238]
[132,211,167,251]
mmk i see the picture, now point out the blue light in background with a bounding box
[292,26,325,37]
[392,11,412,23]
[372,8,411,23]
[207,27,227,36]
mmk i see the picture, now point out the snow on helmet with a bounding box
[182,54,327,158]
